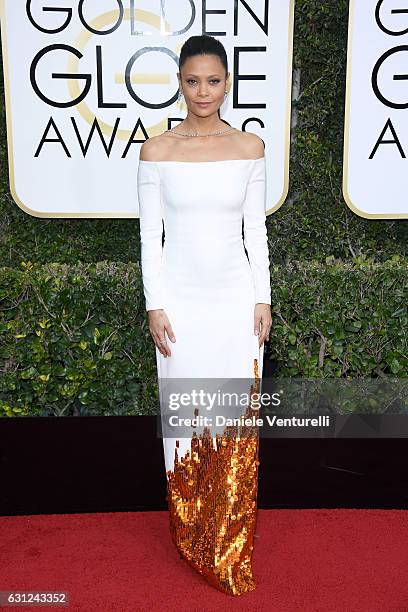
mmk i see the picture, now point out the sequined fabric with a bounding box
[166,359,261,596]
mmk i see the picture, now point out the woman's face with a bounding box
[178,54,228,116]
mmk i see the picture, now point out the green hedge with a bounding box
[271,256,407,377]
[1,258,406,417]
[0,0,407,268]
[0,262,157,417]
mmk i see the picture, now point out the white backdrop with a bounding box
[0,0,294,218]
[344,0,408,218]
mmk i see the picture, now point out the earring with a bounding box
[178,89,184,102]
[224,90,228,96]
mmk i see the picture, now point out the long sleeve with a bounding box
[137,160,164,311]
[243,157,271,305]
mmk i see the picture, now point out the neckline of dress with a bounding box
[139,157,265,164]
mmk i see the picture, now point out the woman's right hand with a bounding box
[147,309,176,357]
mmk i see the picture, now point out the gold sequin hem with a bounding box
[166,359,261,596]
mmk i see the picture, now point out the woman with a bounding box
[137,34,272,596]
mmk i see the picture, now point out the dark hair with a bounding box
[179,35,230,124]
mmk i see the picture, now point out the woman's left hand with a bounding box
[254,303,272,347]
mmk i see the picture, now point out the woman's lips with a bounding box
[196,102,211,106]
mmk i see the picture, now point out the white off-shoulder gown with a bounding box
[137,156,271,471]
[137,154,271,596]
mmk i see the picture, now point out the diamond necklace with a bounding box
[167,125,236,137]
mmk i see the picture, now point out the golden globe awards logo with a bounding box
[28,7,184,159]
[0,1,294,217]
[343,0,408,218]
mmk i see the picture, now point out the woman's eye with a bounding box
[186,79,220,85]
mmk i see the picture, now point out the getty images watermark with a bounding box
[156,377,408,439]
[161,383,328,436]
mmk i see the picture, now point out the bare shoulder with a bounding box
[238,130,265,159]
[139,134,169,161]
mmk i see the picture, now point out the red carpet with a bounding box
[1,509,407,611]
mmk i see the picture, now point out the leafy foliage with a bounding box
[0,259,406,417]
[269,256,408,377]
[0,262,159,416]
